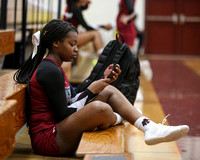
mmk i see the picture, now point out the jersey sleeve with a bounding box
[77,89,98,104]
[72,5,94,31]
[36,60,77,122]
[124,0,134,14]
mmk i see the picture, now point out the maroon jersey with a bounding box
[117,0,137,46]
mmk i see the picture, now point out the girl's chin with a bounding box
[73,55,77,59]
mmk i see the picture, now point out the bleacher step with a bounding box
[76,125,125,157]
[0,100,17,160]
[0,29,15,57]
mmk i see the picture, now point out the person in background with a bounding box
[117,0,137,52]
[14,19,189,156]
[63,0,112,56]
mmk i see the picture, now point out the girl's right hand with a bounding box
[87,79,110,94]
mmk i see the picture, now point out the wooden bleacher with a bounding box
[0,71,27,160]
[0,29,27,159]
[0,100,17,160]
[0,71,27,131]
[76,124,133,160]
[0,30,15,57]
[76,125,124,156]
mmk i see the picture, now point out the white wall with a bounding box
[81,0,145,31]
[61,0,145,44]
[82,0,120,27]
[135,0,145,31]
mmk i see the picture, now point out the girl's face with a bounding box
[55,31,78,62]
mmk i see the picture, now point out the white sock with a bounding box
[113,112,123,125]
[134,116,156,132]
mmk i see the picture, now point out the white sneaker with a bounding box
[145,118,189,145]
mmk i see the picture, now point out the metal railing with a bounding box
[0,0,63,68]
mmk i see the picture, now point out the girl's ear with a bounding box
[52,41,60,48]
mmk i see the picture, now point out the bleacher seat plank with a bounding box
[0,71,26,133]
[0,100,17,160]
[83,153,133,160]
[0,29,15,56]
[76,125,125,157]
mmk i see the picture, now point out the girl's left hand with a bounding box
[104,64,121,83]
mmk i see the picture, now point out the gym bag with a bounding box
[75,33,140,105]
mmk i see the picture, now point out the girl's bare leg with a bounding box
[93,85,143,125]
[56,85,189,154]
[55,101,116,155]
[92,85,189,145]
[56,85,141,155]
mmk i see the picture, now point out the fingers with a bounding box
[108,64,114,69]
[106,64,121,82]
[115,64,121,74]
[113,64,121,76]
[111,64,121,76]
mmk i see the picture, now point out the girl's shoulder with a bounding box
[36,58,63,78]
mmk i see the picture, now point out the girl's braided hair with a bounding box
[13,19,77,84]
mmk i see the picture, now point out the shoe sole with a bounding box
[145,126,189,145]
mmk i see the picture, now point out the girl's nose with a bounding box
[74,46,78,52]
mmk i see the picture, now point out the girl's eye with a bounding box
[70,43,75,46]
[70,41,77,46]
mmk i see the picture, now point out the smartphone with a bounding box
[107,64,118,78]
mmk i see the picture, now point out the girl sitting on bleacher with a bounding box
[14,19,189,156]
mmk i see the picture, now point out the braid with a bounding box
[13,19,77,84]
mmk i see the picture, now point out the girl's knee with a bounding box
[91,101,116,129]
[90,101,113,116]
[105,85,116,91]
[91,30,101,38]
[100,85,116,96]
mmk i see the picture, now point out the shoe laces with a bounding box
[161,114,170,125]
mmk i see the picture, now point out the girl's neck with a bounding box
[47,52,62,66]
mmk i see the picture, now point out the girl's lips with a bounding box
[73,53,77,58]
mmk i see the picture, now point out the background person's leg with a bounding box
[78,31,103,52]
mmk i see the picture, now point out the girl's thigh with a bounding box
[55,101,116,154]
